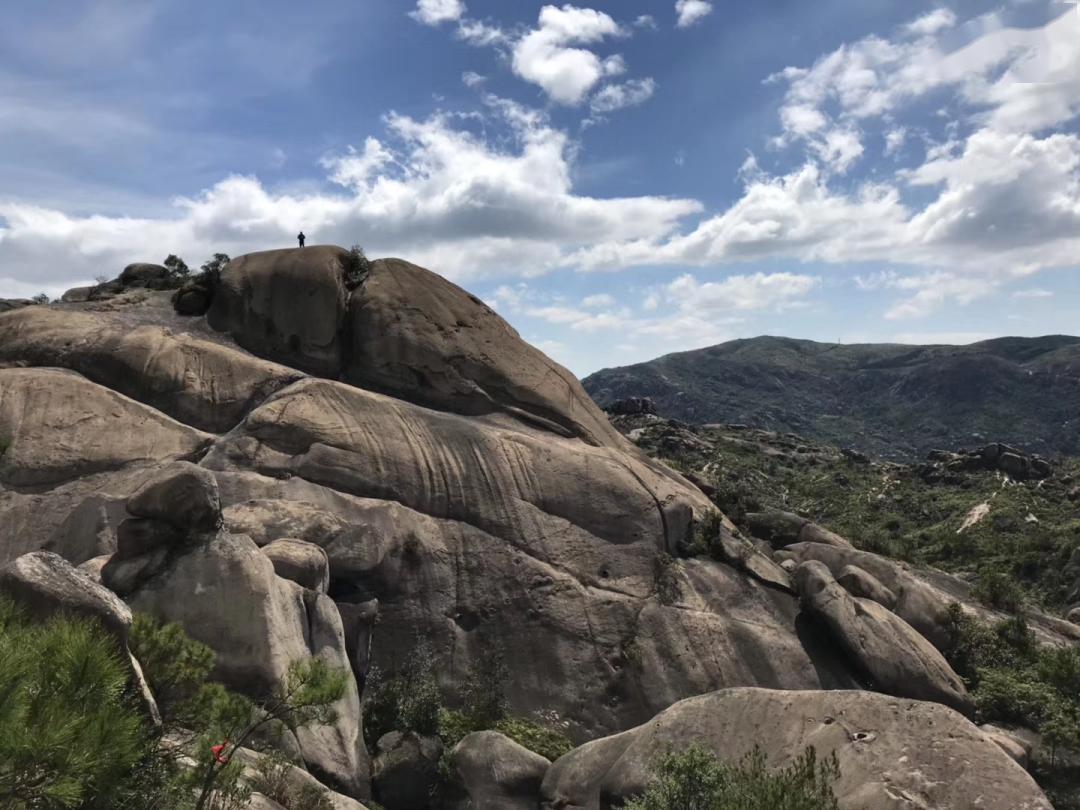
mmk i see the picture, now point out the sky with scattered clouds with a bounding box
[1,0,1078,375]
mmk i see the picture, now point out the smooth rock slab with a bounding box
[540,688,1053,810]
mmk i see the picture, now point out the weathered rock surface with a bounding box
[208,246,350,377]
[447,730,549,810]
[836,564,897,610]
[795,561,971,713]
[0,307,302,433]
[0,550,132,641]
[0,367,210,488]
[127,461,222,532]
[540,688,1053,810]
[128,533,370,798]
[372,731,442,810]
[120,262,170,288]
[779,542,960,650]
[981,724,1032,770]
[346,258,627,448]
[262,538,330,593]
[0,551,162,725]
[0,298,32,312]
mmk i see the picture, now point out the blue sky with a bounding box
[1,0,1079,375]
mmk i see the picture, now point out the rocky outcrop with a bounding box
[922,443,1052,482]
[232,748,370,810]
[541,688,1053,810]
[746,510,853,549]
[0,550,132,641]
[778,542,957,650]
[119,262,171,288]
[346,258,627,448]
[0,298,32,313]
[981,724,1032,770]
[794,561,972,714]
[2,245,1043,806]
[127,462,222,532]
[446,731,549,810]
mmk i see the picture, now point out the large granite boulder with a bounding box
[0,550,132,641]
[794,561,972,714]
[0,307,302,433]
[346,258,627,448]
[128,533,370,799]
[371,731,443,810]
[446,730,549,810]
[262,538,330,593]
[207,246,351,377]
[119,262,170,288]
[127,461,222,532]
[540,688,1053,810]
[0,367,210,489]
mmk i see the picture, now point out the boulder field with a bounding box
[0,246,1062,807]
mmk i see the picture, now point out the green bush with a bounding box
[30,292,50,305]
[163,254,190,279]
[199,254,230,290]
[683,511,726,558]
[0,597,151,809]
[621,745,841,810]
[972,569,1026,613]
[342,245,372,290]
[365,636,573,773]
[363,636,442,744]
[943,602,1080,773]
[492,716,574,762]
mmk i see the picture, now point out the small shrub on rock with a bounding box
[621,744,841,810]
[342,244,372,290]
[973,569,1026,613]
[163,254,191,280]
[199,253,230,290]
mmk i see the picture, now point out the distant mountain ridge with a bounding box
[582,335,1080,460]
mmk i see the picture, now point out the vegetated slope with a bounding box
[583,335,1080,460]
[610,412,1080,611]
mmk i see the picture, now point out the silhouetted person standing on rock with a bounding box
[297,231,306,248]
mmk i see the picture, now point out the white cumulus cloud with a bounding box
[675,0,713,28]
[511,5,625,105]
[409,0,466,26]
